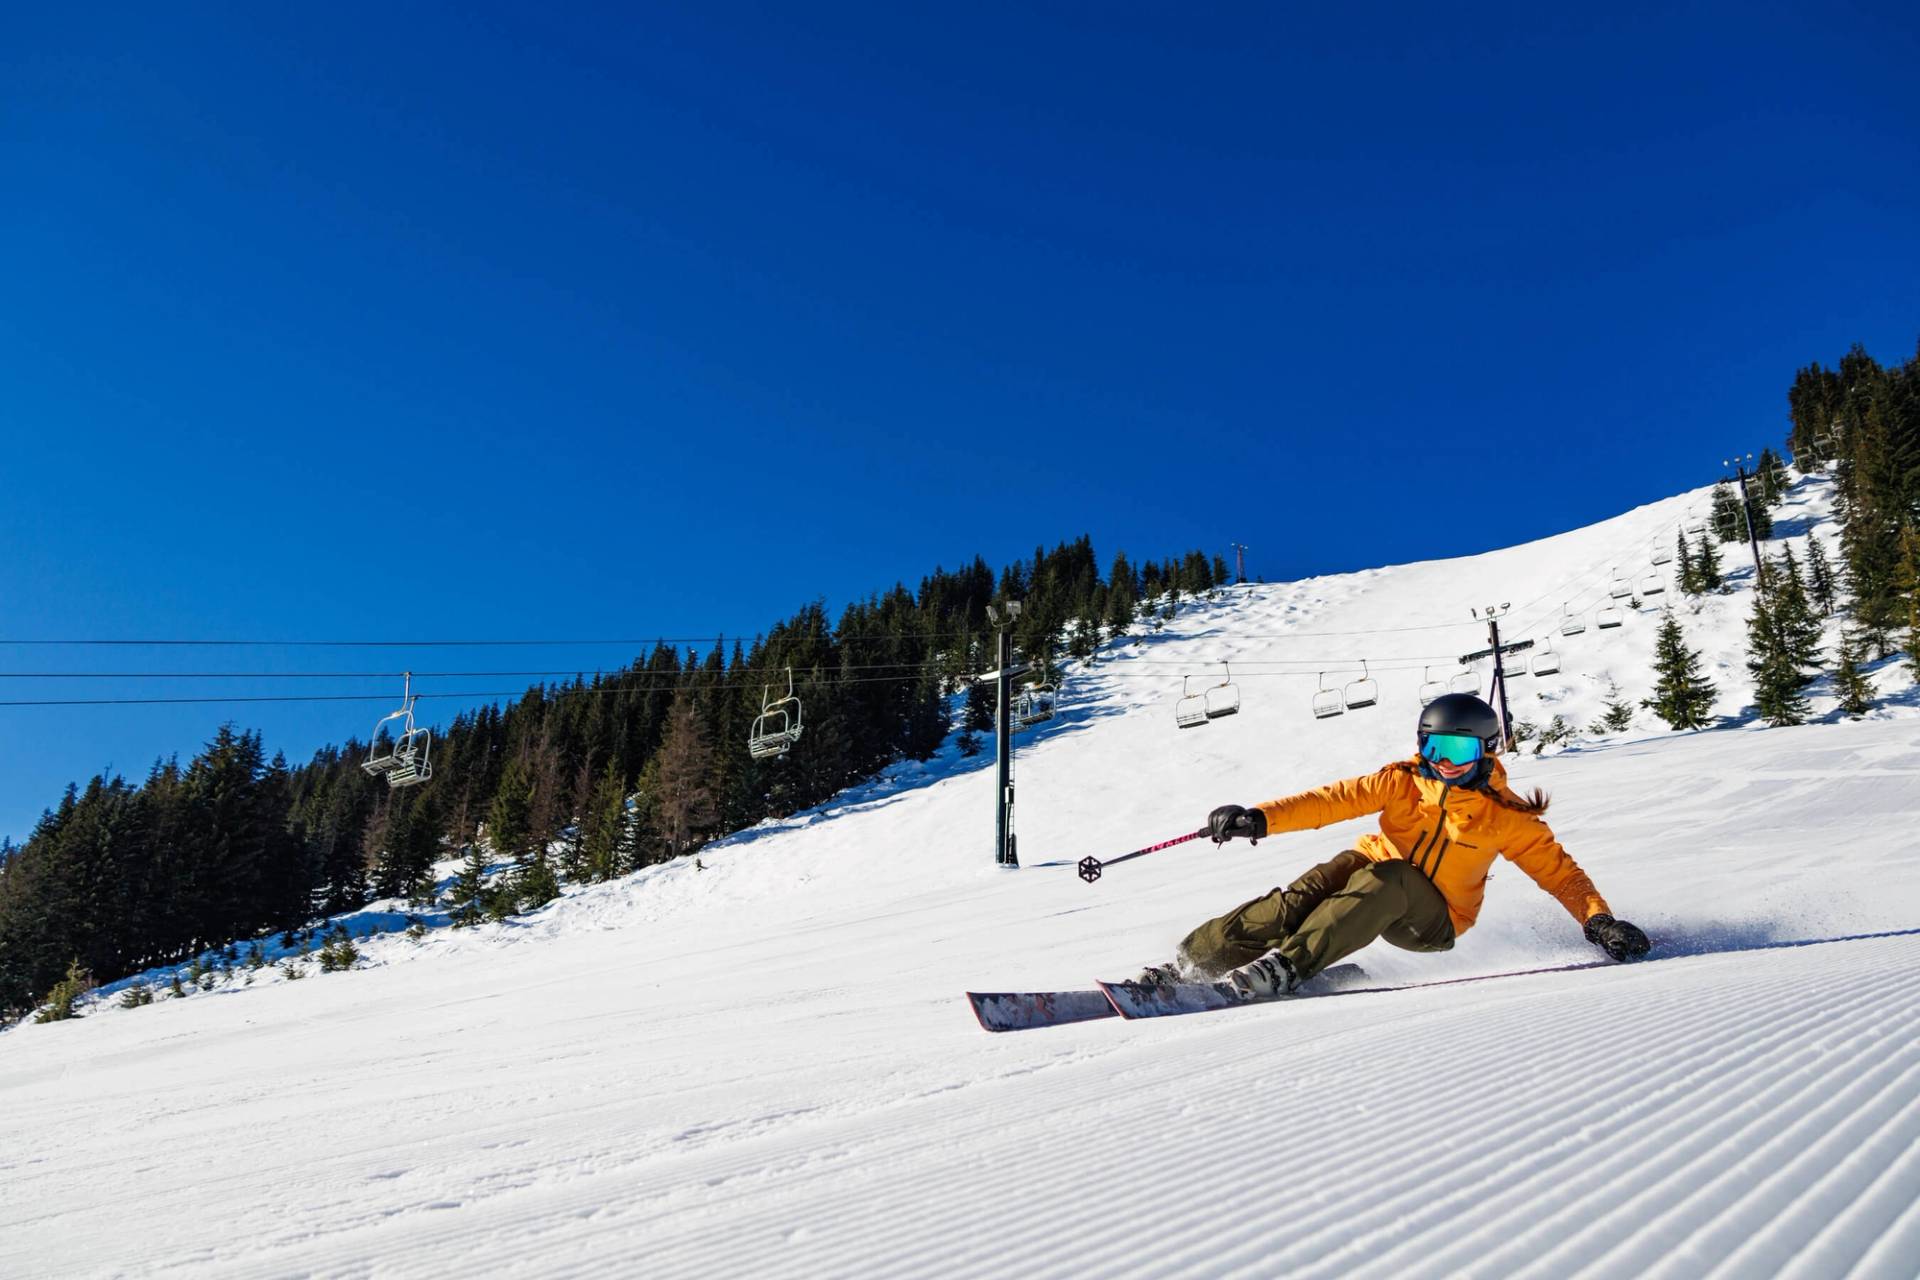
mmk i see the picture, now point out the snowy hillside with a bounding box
[6,470,1920,1279]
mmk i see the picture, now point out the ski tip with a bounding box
[967,989,1118,1032]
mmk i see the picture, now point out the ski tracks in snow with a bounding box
[116,933,1917,1280]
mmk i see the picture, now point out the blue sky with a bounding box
[2,2,1916,840]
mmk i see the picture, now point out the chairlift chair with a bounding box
[1013,681,1057,732]
[748,667,805,759]
[361,673,432,789]
[1174,675,1210,729]
[1608,572,1634,599]
[385,728,432,787]
[1311,672,1346,720]
[1204,663,1240,721]
[1343,660,1379,711]
[1418,666,1448,706]
[1531,638,1561,677]
[1560,603,1587,636]
[1596,604,1624,629]
[1501,653,1528,682]
[1651,541,1673,566]
[1638,570,1666,597]
[1812,428,1838,466]
[1448,667,1481,696]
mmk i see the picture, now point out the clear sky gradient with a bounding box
[2,3,1916,841]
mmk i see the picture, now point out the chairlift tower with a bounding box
[1724,453,1769,592]
[1464,604,1528,753]
[983,599,1029,869]
[1230,543,1249,585]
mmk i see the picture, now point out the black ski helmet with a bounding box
[1417,693,1501,755]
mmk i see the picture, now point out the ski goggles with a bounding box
[1419,732,1485,767]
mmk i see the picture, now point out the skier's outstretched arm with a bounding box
[1206,767,1398,844]
[1503,820,1650,960]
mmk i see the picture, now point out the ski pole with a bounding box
[1078,827,1210,884]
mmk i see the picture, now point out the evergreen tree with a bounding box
[1757,447,1791,506]
[1641,613,1718,730]
[1675,531,1699,595]
[1746,596,1812,727]
[1806,536,1839,616]
[1588,680,1636,735]
[962,677,994,735]
[1832,350,1911,656]
[317,926,360,972]
[510,847,561,913]
[1710,482,1745,543]
[1832,630,1876,718]
[34,959,92,1023]
[1694,531,1724,591]
[1745,486,1773,541]
[447,841,490,928]
[1769,548,1825,672]
[578,763,631,884]
[655,692,718,861]
[1902,523,1920,684]
[486,754,534,868]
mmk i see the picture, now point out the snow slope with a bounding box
[5,471,1920,1279]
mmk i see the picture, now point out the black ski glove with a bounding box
[1208,804,1266,845]
[1584,913,1651,962]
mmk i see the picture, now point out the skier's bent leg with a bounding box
[1381,866,1455,954]
[1278,860,1453,980]
[1177,850,1369,978]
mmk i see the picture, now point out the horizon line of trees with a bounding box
[0,538,1233,1018]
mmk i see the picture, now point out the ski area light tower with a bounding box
[982,599,1029,869]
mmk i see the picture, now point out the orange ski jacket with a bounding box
[1254,757,1610,936]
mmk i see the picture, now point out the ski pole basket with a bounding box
[361,673,432,789]
[748,666,805,759]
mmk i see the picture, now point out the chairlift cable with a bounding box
[0,615,1491,650]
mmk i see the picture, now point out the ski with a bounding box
[976,929,1920,1031]
[969,963,1370,1031]
[967,988,1119,1033]
[1099,962,1371,1020]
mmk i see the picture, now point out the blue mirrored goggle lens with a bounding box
[1420,732,1484,766]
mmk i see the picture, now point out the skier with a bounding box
[1142,693,1651,997]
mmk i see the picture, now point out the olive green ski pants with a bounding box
[1177,851,1455,981]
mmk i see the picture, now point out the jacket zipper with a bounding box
[1417,781,1453,877]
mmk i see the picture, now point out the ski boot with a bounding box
[1130,959,1190,989]
[1226,948,1299,999]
